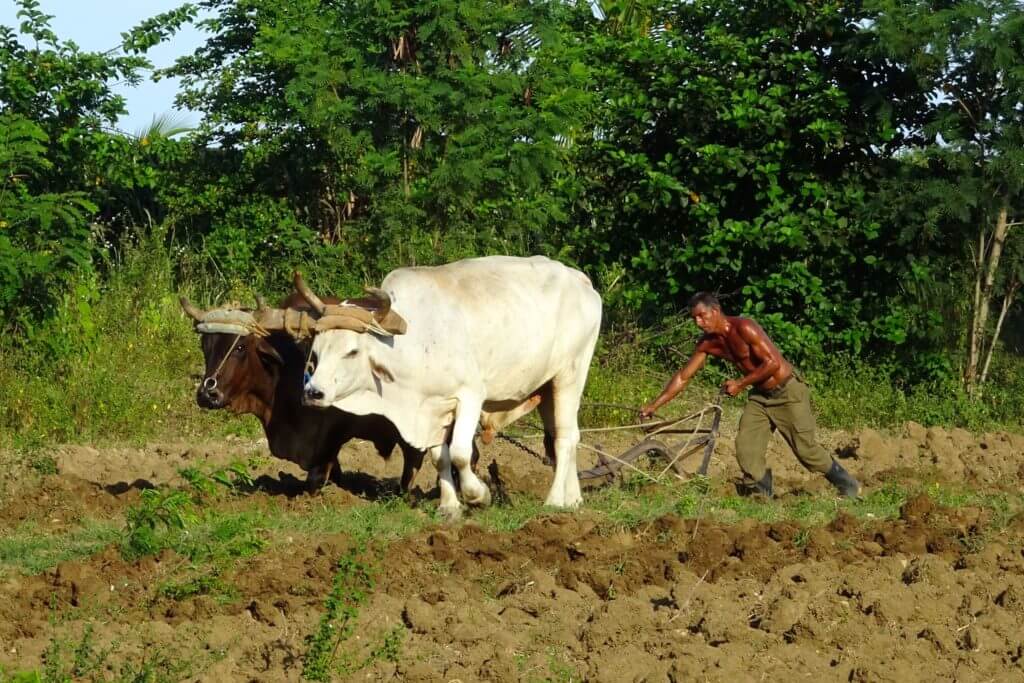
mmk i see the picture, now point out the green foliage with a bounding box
[179,460,256,500]
[302,545,375,681]
[568,0,944,363]
[0,520,120,577]
[0,113,97,322]
[0,0,195,328]
[155,569,238,604]
[158,0,593,291]
[122,489,197,559]
[4,627,197,683]
[0,230,254,450]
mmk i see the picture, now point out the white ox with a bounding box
[298,255,602,519]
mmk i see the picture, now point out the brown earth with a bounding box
[0,422,1023,681]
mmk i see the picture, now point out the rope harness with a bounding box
[202,333,243,394]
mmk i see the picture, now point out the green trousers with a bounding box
[735,377,832,481]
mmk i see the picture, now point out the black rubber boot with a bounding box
[825,460,860,498]
[736,469,773,498]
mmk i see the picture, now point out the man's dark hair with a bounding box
[688,291,721,312]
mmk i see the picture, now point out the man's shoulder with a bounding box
[730,316,765,335]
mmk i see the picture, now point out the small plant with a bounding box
[364,625,407,666]
[545,647,578,683]
[302,545,375,681]
[156,570,238,604]
[122,489,196,559]
[26,452,58,476]
[34,624,115,682]
[180,460,255,499]
[793,528,811,548]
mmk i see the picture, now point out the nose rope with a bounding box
[303,339,316,388]
[203,333,243,392]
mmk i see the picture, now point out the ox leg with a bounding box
[328,456,345,487]
[450,395,491,507]
[399,446,425,493]
[430,443,462,521]
[544,377,587,509]
[305,458,337,493]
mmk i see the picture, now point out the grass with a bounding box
[3,475,1020,583]
[0,230,258,451]
[0,623,214,683]
[155,569,239,604]
[0,520,121,577]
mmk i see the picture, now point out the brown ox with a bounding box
[183,292,426,492]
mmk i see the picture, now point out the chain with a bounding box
[496,432,552,466]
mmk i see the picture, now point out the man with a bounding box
[640,292,860,498]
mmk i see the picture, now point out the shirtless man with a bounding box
[640,292,860,498]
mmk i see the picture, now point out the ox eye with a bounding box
[345,349,358,358]
[234,342,246,355]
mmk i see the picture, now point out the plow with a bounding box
[497,393,726,485]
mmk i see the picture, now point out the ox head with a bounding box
[291,272,407,408]
[180,297,287,413]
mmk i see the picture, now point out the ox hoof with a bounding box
[544,494,582,510]
[464,485,491,508]
[437,504,463,524]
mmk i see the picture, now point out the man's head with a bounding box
[688,291,724,333]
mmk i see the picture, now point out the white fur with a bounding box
[305,255,602,518]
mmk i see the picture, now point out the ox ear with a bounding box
[256,338,284,366]
[370,358,394,384]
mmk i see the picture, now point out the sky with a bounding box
[0,0,207,133]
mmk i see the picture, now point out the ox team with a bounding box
[183,254,860,508]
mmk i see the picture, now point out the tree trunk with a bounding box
[964,202,1011,395]
[979,276,1019,391]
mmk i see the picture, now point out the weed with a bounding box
[180,460,255,500]
[156,570,239,604]
[793,528,811,548]
[302,545,374,681]
[364,625,407,666]
[122,489,197,560]
[26,453,57,476]
[544,647,578,683]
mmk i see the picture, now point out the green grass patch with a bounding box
[0,520,121,577]
[0,231,258,451]
[580,476,1023,534]
[155,569,239,604]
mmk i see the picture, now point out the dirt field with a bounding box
[1,420,1023,681]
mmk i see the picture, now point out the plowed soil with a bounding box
[1,420,1023,681]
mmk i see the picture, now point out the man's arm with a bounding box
[725,320,781,395]
[640,348,708,418]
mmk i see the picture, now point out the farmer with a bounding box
[640,292,860,498]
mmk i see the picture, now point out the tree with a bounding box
[568,0,937,364]
[0,0,196,325]
[159,0,593,289]
[872,0,1024,394]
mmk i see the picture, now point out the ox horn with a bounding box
[179,296,205,322]
[293,271,326,315]
[255,295,269,312]
[364,286,391,320]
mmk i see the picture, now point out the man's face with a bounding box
[691,303,721,333]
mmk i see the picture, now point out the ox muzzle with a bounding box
[196,376,227,409]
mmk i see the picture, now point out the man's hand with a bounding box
[639,403,658,420]
[723,379,744,397]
